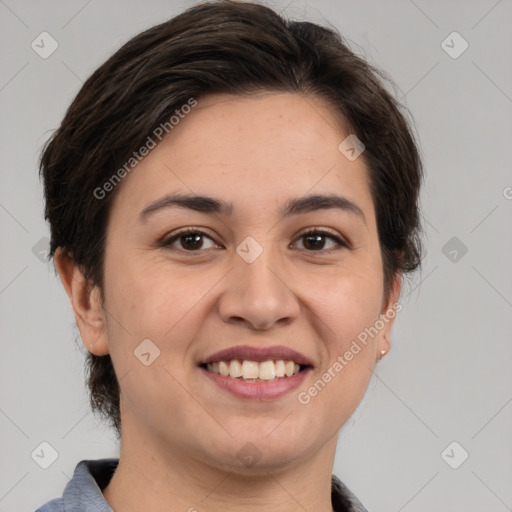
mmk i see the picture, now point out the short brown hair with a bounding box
[39,0,423,436]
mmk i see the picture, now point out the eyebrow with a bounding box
[139,192,366,223]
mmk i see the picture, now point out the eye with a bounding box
[293,229,349,252]
[160,228,219,251]
[160,227,349,253]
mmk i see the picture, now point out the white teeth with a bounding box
[205,359,304,380]
[259,361,276,380]
[241,360,259,379]
[219,361,229,376]
[275,360,286,377]
[229,360,242,378]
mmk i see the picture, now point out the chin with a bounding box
[199,424,316,473]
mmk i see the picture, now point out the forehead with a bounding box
[168,92,350,171]
[108,92,375,225]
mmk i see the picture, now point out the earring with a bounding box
[377,349,387,362]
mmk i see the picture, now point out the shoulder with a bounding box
[34,459,118,512]
[331,474,369,512]
[35,498,64,512]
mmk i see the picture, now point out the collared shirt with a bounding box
[35,459,368,512]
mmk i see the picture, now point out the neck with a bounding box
[103,420,338,512]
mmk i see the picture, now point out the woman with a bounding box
[36,1,422,510]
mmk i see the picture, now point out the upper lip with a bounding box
[200,345,313,367]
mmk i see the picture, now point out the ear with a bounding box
[54,247,110,356]
[377,273,402,359]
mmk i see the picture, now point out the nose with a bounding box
[217,245,300,331]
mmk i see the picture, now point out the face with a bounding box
[73,92,399,472]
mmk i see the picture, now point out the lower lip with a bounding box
[199,367,311,400]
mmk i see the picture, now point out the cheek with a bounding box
[294,262,383,409]
[103,254,226,360]
[297,258,384,343]
[296,289,380,433]
[100,257,206,428]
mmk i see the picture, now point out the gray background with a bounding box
[1,0,511,510]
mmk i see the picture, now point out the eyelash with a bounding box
[160,227,350,253]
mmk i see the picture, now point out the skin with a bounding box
[55,92,400,512]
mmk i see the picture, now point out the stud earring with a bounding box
[377,349,387,362]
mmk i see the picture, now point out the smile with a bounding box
[204,359,303,381]
[199,345,313,399]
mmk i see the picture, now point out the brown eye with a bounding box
[293,230,348,251]
[162,229,218,251]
